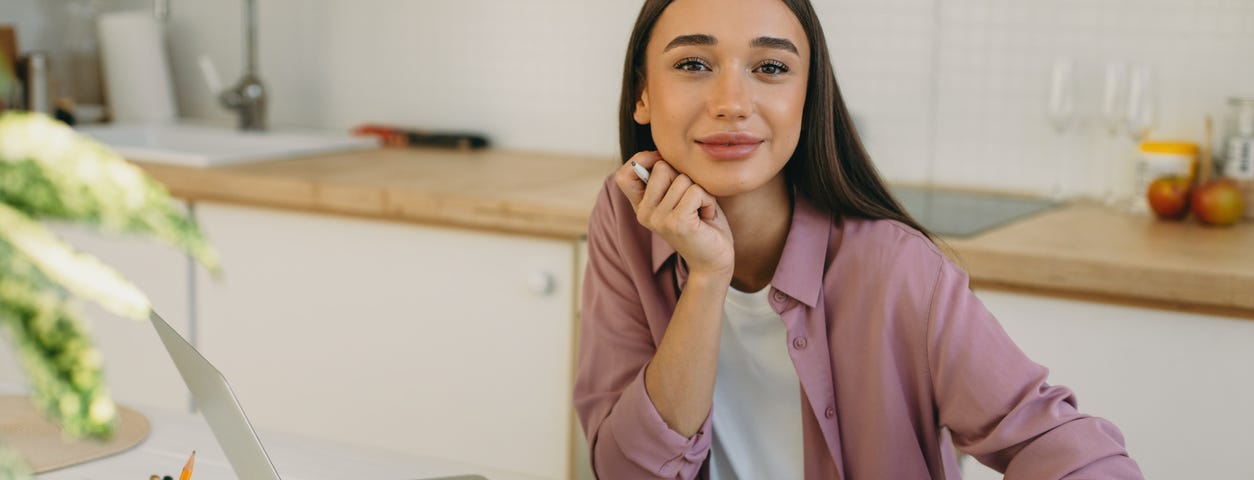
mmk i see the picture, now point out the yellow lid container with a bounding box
[1134,141,1199,199]
[1139,141,1199,156]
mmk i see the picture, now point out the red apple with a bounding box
[1146,175,1191,220]
[1191,178,1246,226]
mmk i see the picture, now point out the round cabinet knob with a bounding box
[528,271,557,297]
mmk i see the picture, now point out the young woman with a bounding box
[573,0,1143,478]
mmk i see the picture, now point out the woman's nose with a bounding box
[708,70,751,120]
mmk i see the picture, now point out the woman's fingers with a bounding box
[614,151,662,208]
[655,173,693,219]
[616,159,730,276]
[698,192,721,221]
[677,183,718,222]
[630,150,664,170]
[616,154,725,261]
[640,160,676,211]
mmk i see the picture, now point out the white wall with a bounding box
[0,0,55,53]
[161,0,641,159]
[927,0,1254,196]
[9,0,1254,192]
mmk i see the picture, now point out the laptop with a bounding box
[149,310,487,480]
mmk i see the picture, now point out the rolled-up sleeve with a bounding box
[573,183,711,479]
[926,259,1144,479]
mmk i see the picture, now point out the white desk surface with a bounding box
[1,384,547,480]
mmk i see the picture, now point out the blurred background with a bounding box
[3,0,1252,196]
[1,1,1252,480]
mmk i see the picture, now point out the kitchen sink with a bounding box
[889,185,1058,238]
[75,123,380,167]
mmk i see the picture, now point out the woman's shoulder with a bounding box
[835,216,947,271]
[824,217,963,337]
[825,216,962,311]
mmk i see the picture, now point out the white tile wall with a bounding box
[0,0,52,52]
[930,0,1254,195]
[19,0,1254,193]
[162,0,639,158]
[0,0,106,81]
[816,0,938,185]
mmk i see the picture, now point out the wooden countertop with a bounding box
[944,204,1254,319]
[137,147,619,240]
[135,148,1254,319]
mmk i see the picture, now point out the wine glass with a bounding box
[1101,61,1128,136]
[1047,58,1078,133]
[1125,64,1156,142]
[1116,64,1157,211]
[1046,57,1078,199]
[1095,61,1129,202]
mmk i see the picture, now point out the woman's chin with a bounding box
[661,154,782,198]
[692,176,764,198]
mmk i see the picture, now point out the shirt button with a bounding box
[772,290,787,303]
[824,406,835,419]
[792,336,808,350]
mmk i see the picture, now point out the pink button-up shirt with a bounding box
[574,178,1143,479]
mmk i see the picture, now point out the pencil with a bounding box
[179,450,195,480]
[632,161,650,185]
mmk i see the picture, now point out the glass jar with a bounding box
[1224,97,1254,181]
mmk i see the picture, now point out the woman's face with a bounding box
[635,0,810,197]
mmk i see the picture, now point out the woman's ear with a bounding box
[633,88,651,125]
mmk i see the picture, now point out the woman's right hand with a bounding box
[615,151,734,280]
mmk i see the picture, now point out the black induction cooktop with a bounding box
[888,186,1059,239]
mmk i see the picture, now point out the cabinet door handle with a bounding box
[528,271,557,297]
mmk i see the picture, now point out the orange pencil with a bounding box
[179,451,195,480]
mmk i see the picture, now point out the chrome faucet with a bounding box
[217,0,266,131]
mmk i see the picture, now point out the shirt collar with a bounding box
[649,194,832,308]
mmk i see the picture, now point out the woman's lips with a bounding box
[696,132,764,160]
[698,142,761,160]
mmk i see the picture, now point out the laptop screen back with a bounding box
[150,310,282,480]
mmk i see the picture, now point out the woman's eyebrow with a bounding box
[663,34,799,56]
[751,36,799,55]
[664,34,716,52]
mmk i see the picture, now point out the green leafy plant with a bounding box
[0,111,219,477]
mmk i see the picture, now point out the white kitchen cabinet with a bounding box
[572,239,594,480]
[192,202,580,480]
[0,215,194,413]
[959,290,1254,480]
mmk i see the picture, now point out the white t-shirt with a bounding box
[709,285,804,479]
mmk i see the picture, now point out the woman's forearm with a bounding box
[644,270,730,438]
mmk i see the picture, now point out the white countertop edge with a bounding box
[1,383,548,480]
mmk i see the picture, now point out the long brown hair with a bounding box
[618,0,934,241]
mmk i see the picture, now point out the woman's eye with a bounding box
[756,61,789,75]
[674,57,710,72]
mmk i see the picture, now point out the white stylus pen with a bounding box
[631,161,650,185]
